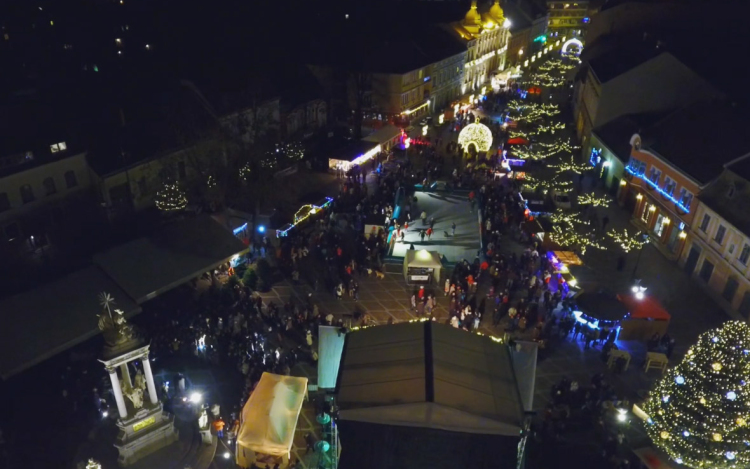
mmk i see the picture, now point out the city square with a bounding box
[1,1,750,469]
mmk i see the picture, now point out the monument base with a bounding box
[114,402,179,467]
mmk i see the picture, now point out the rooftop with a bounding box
[700,159,750,236]
[592,112,668,162]
[640,101,750,185]
[0,266,141,380]
[93,215,248,304]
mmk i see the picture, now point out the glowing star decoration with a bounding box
[155,181,187,212]
[643,321,750,468]
[458,123,494,153]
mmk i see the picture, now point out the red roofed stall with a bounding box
[616,294,671,341]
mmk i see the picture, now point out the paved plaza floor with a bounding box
[390,192,481,263]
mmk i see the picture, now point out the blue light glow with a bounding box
[233,223,248,235]
[625,167,691,212]
[675,376,685,385]
[257,225,266,233]
[727,391,737,401]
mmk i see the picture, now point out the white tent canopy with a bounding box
[403,249,443,284]
[237,373,308,467]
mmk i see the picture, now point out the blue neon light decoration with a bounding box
[233,223,248,235]
[625,166,692,213]
[589,148,602,166]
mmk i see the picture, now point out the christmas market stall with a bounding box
[403,249,443,285]
[328,141,381,173]
[572,290,671,341]
[616,293,671,341]
[236,373,308,468]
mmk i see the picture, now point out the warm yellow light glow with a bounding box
[620,180,627,186]
[422,125,428,136]
[518,48,524,56]
[504,18,511,28]
[649,205,656,212]
[679,231,687,239]
[458,123,494,153]
[439,114,445,124]
[401,101,429,116]
[663,218,670,225]
[712,362,723,371]
[636,194,643,200]
[568,278,577,287]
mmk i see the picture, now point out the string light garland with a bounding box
[523,175,573,193]
[550,155,593,174]
[512,139,577,161]
[644,321,750,468]
[577,193,612,207]
[155,181,187,212]
[547,224,605,255]
[606,228,648,253]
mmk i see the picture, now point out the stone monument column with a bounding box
[108,367,128,419]
[120,363,132,388]
[141,355,159,405]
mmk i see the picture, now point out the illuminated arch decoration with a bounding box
[458,123,493,153]
[561,38,583,55]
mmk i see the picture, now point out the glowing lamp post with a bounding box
[632,280,647,300]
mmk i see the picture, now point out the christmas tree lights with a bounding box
[606,228,648,253]
[577,193,611,207]
[155,181,187,212]
[644,321,750,468]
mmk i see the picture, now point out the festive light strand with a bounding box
[606,228,648,253]
[155,182,187,212]
[577,193,611,207]
[644,321,750,468]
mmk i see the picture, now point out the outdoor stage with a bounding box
[391,192,481,263]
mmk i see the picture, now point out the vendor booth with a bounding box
[616,294,671,341]
[403,249,442,285]
[572,291,671,341]
[236,373,308,468]
[328,141,381,172]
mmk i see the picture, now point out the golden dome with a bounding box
[489,0,504,22]
[464,0,482,26]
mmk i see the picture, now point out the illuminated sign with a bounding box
[133,416,156,432]
[533,35,547,43]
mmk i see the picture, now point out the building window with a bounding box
[628,158,646,176]
[64,170,78,188]
[739,244,750,265]
[715,225,726,245]
[641,204,652,223]
[653,214,669,237]
[723,277,739,303]
[663,176,676,197]
[700,214,711,233]
[0,193,9,212]
[50,141,67,153]
[678,188,693,210]
[648,167,661,186]
[699,259,714,283]
[43,177,57,196]
[20,184,34,203]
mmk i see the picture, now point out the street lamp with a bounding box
[632,280,647,300]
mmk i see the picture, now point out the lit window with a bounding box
[50,142,67,153]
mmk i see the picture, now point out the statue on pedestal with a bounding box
[97,292,136,347]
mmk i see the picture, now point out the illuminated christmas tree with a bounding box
[155,181,187,212]
[644,321,750,468]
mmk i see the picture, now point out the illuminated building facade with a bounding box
[681,158,750,319]
[545,0,589,40]
[450,0,511,93]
